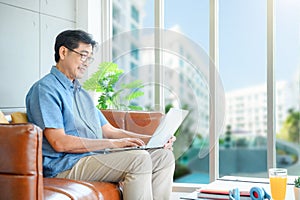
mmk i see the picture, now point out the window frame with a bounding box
[154,0,276,181]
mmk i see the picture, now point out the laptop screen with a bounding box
[146,108,189,148]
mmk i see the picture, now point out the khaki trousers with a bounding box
[56,149,175,200]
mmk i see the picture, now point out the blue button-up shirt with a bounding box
[26,66,107,177]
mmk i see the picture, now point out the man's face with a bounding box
[58,42,94,80]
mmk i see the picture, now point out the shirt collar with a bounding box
[50,66,77,90]
[73,79,82,91]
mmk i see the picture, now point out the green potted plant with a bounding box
[295,177,300,200]
[83,62,144,110]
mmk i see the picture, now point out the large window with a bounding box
[275,0,300,176]
[108,0,300,183]
[219,0,268,178]
[164,0,210,184]
[111,0,155,108]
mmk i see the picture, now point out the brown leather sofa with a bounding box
[0,110,163,200]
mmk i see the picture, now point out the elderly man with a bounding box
[26,29,175,200]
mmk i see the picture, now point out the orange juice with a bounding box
[270,176,287,200]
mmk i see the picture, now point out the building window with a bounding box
[131,44,139,60]
[131,5,139,23]
[130,62,138,78]
[113,5,121,23]
[131,24,139,39]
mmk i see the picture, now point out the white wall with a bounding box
[0,0,76,110]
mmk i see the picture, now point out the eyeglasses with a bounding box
[65,47,94,64]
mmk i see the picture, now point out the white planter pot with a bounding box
[295,187,300,200]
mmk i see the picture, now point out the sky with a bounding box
[143,0,300,92]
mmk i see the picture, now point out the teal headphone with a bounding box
[250,187,271,200]
[229,187,271,200]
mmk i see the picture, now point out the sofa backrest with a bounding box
[101,110,163,135]
[2,110,164,135]
[0,123,44,200]
[125,111,163,135]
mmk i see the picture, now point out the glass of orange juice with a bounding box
[269,168,287,200]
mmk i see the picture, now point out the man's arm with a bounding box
[44,128,145,153]
[102,123,151,143]
[101,123,175,149]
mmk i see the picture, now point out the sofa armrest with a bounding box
[0,123,44,200]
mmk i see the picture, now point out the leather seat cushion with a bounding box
[44,178,103,200]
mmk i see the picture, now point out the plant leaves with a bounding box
[128,105,143,110]
[121,80,144,89]
[125,90,144,101]
[82,62,145,110]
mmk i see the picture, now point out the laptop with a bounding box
[97,108,189,153]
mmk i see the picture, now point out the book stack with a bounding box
[197,188,251,199]
[197,179,252,199]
